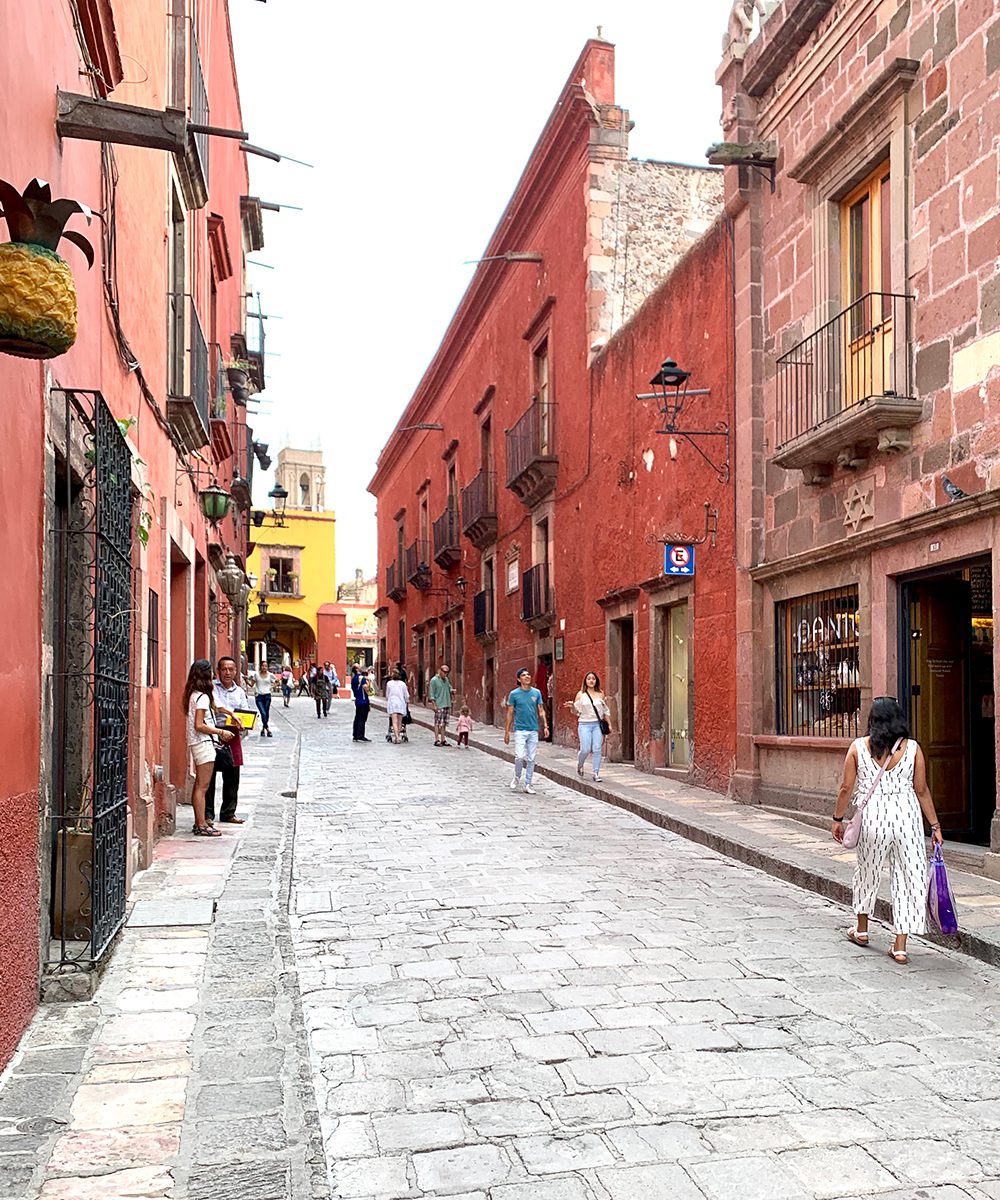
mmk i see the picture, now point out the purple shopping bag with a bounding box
[926,844,959,936]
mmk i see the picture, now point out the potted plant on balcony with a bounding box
[288,571,299,593]
[224,358,252,404]
[0,178,95,359]
[266,567,277,590]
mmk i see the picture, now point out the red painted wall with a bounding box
[370,42,736,791]
[0,0,254,1065]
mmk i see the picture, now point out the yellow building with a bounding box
[247,448,339,672]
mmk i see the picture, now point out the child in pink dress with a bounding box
[456,706,473,748]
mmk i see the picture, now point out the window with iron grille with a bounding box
[146,589,160,688]
[776,585,860,738]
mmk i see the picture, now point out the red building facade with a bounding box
[717,0,1000,856]
[0,0,263,1063]
[371,42,734,789]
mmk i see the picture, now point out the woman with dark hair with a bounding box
[182,659,232,838]
[832,696,942,963]
[564,671,612,783]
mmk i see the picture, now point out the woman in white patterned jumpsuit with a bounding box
[832,697,943,964]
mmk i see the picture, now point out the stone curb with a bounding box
[373,700,991,969]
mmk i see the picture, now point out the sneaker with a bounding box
[524,784,537,795]
[593,774,601,783]
[266,730,273,738]
[509,777,519,790]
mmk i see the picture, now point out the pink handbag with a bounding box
[842,737,902,850]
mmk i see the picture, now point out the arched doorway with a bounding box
[247,614,317,673]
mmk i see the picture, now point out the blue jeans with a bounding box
[578,721,604,774]
[513,730,539,784]
[255,693,271,729]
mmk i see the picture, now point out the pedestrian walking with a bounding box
[503,667,549,794]
[254,661,275,737]
[456,705,473,748]
[311,669,332,719]
[280,664,293,707]
[385,667,410,744]
[429,663,453,746]
[565,671,613,782]
[324,661,340,699]
[183,658,233,838]
[832,696,943,964]
[297,667,310,696]
[206,656,249,825]
[351,663,371,742]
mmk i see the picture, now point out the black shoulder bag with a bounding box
[586,692,611,736]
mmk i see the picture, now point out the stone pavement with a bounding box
[295,702,1000,1200]
[378,699,1000,969]
[0,705,326,1200]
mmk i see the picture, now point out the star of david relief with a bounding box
[843,483,875,531]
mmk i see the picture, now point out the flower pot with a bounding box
[226,365,251,404]
[0,243,78,358]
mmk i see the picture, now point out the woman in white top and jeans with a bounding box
[565,672,613,783]
[183,659,233,838]
[254,662,275,737]
[833,696,942,964]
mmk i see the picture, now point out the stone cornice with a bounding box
[369,44,613,495]
[751,488,1000,582]
[742,0,836,98]
[787,58,920,184]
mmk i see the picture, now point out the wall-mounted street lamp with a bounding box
[268,482,288,526]
[199,483,234,524]
[217,553,245,602]
[456,576,468,597]
[637,358,730,484]
[252,509,266,527]
[257,594,269,617]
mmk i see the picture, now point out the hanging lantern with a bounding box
[0,178,95,359]
[236,582,250,612]
[217,553,245,601]
[199,483,233,524]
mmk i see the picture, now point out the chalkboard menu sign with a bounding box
[970,563,992,615]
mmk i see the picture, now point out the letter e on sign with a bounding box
[664,544,695,576]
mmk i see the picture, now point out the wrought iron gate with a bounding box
[52,389,134,963]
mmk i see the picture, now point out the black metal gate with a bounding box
[52,389,134,964]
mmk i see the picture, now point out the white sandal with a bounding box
[847,927,869,947]
[888,946,908,965]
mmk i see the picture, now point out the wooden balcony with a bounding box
[461,469,498,549]
[432,500,461,569]
[506,400,557,508]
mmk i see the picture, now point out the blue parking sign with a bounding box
[664,544,695,576]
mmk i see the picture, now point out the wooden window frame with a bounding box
[146,588,160,688]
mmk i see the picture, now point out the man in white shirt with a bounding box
[206,656,249,824]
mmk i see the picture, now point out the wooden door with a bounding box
[909,582,970,833]
[841,163,892,406]
[620,618,635,762]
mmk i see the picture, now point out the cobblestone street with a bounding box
[294,705,1000,1200]
[8,701,1000,1199]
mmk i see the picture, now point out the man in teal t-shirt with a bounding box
[428,664,453,746]
[503,667,549,794]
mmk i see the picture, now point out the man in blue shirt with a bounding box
[503,667,549,794]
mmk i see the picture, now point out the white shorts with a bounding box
[190,741,216,768]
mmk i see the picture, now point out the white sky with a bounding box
[229,0,735,581]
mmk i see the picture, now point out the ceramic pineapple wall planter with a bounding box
[0,178,94,359]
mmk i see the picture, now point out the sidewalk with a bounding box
[376,698,1000,970]
[0,709,325,1200]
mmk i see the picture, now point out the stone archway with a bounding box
[247,614,317,671]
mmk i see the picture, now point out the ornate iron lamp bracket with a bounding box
[654,502,719,549]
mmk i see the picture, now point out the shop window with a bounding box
[776,585,860,738]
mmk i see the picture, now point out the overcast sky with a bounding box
[229,0,735,580]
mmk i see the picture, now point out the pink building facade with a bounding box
[717,0,1000,857]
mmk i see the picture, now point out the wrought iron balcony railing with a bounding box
[506,399,557,506]
[166,292,210,452]
[461,469,497,548]
[774,293,917,471]
[432,499,461,568]
[473,588,495,639]
[386,559,406,602]
[521,563,553,627]
[405,540,431,588]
